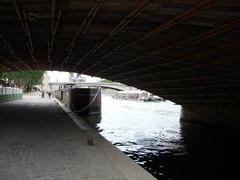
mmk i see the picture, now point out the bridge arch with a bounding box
[0,1,240,129]
[46,82,131,92]
[94,85,124,91]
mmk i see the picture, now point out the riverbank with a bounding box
[0,93,155,180]
[86,96,240,180]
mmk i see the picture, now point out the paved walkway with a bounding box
[0,94,155,180]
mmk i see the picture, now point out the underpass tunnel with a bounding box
[1,2,240,178]
[1,0,240,129]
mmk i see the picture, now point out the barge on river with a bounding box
[55,84,101,115]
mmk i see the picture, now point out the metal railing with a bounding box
[0,87,23,103]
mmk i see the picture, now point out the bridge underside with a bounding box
[0,0,240,129]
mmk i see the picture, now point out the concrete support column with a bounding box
[180,105,240,130]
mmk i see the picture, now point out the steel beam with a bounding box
[13,0,40,69]
[61,0,102,70]
[90,0,213,75]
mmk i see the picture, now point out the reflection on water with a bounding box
[80,114,102,131]
[82,96,240,180]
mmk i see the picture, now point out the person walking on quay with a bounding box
[41,90,45,98]
[48,91,51,99]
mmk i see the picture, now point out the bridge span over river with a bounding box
[0,0,239,133]
[48,82,133,91]
[0,1,240,179]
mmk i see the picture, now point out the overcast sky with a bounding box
[47,71,101,83]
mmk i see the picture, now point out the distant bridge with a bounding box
[48,82,134,92]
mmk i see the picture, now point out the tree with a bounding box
[99,79,113,83]
[0,71,44,92]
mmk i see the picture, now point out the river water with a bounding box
[82,96,240,180]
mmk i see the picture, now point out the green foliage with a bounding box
[0,71,44,92]
[99,79,113,83]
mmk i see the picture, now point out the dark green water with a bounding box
[83,96,240,180]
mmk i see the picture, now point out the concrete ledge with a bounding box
[55,98,156,180]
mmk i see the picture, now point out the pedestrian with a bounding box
[41,90,45,98]
[48,91,51,99]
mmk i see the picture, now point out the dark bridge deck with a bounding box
[0,1,240,128]
[0,0,240,105]
[0,94,155,180]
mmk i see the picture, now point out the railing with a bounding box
[0,87,23,103]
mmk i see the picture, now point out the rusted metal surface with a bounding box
[13,0,40,69]
[110,42,240,82]
[0,0,240,105]
[61,0,102,70]
[0,33,31,70]
[48,1,62,70]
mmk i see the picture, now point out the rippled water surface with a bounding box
[83,96,240,180]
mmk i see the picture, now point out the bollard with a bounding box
[87,137,94,146]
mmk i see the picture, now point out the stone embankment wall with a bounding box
[181,105,240,130]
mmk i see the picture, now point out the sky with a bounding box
[46,71,101,83]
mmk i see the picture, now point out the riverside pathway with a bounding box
[0,94,155,180]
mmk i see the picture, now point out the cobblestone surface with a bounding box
[0,94,155,180]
